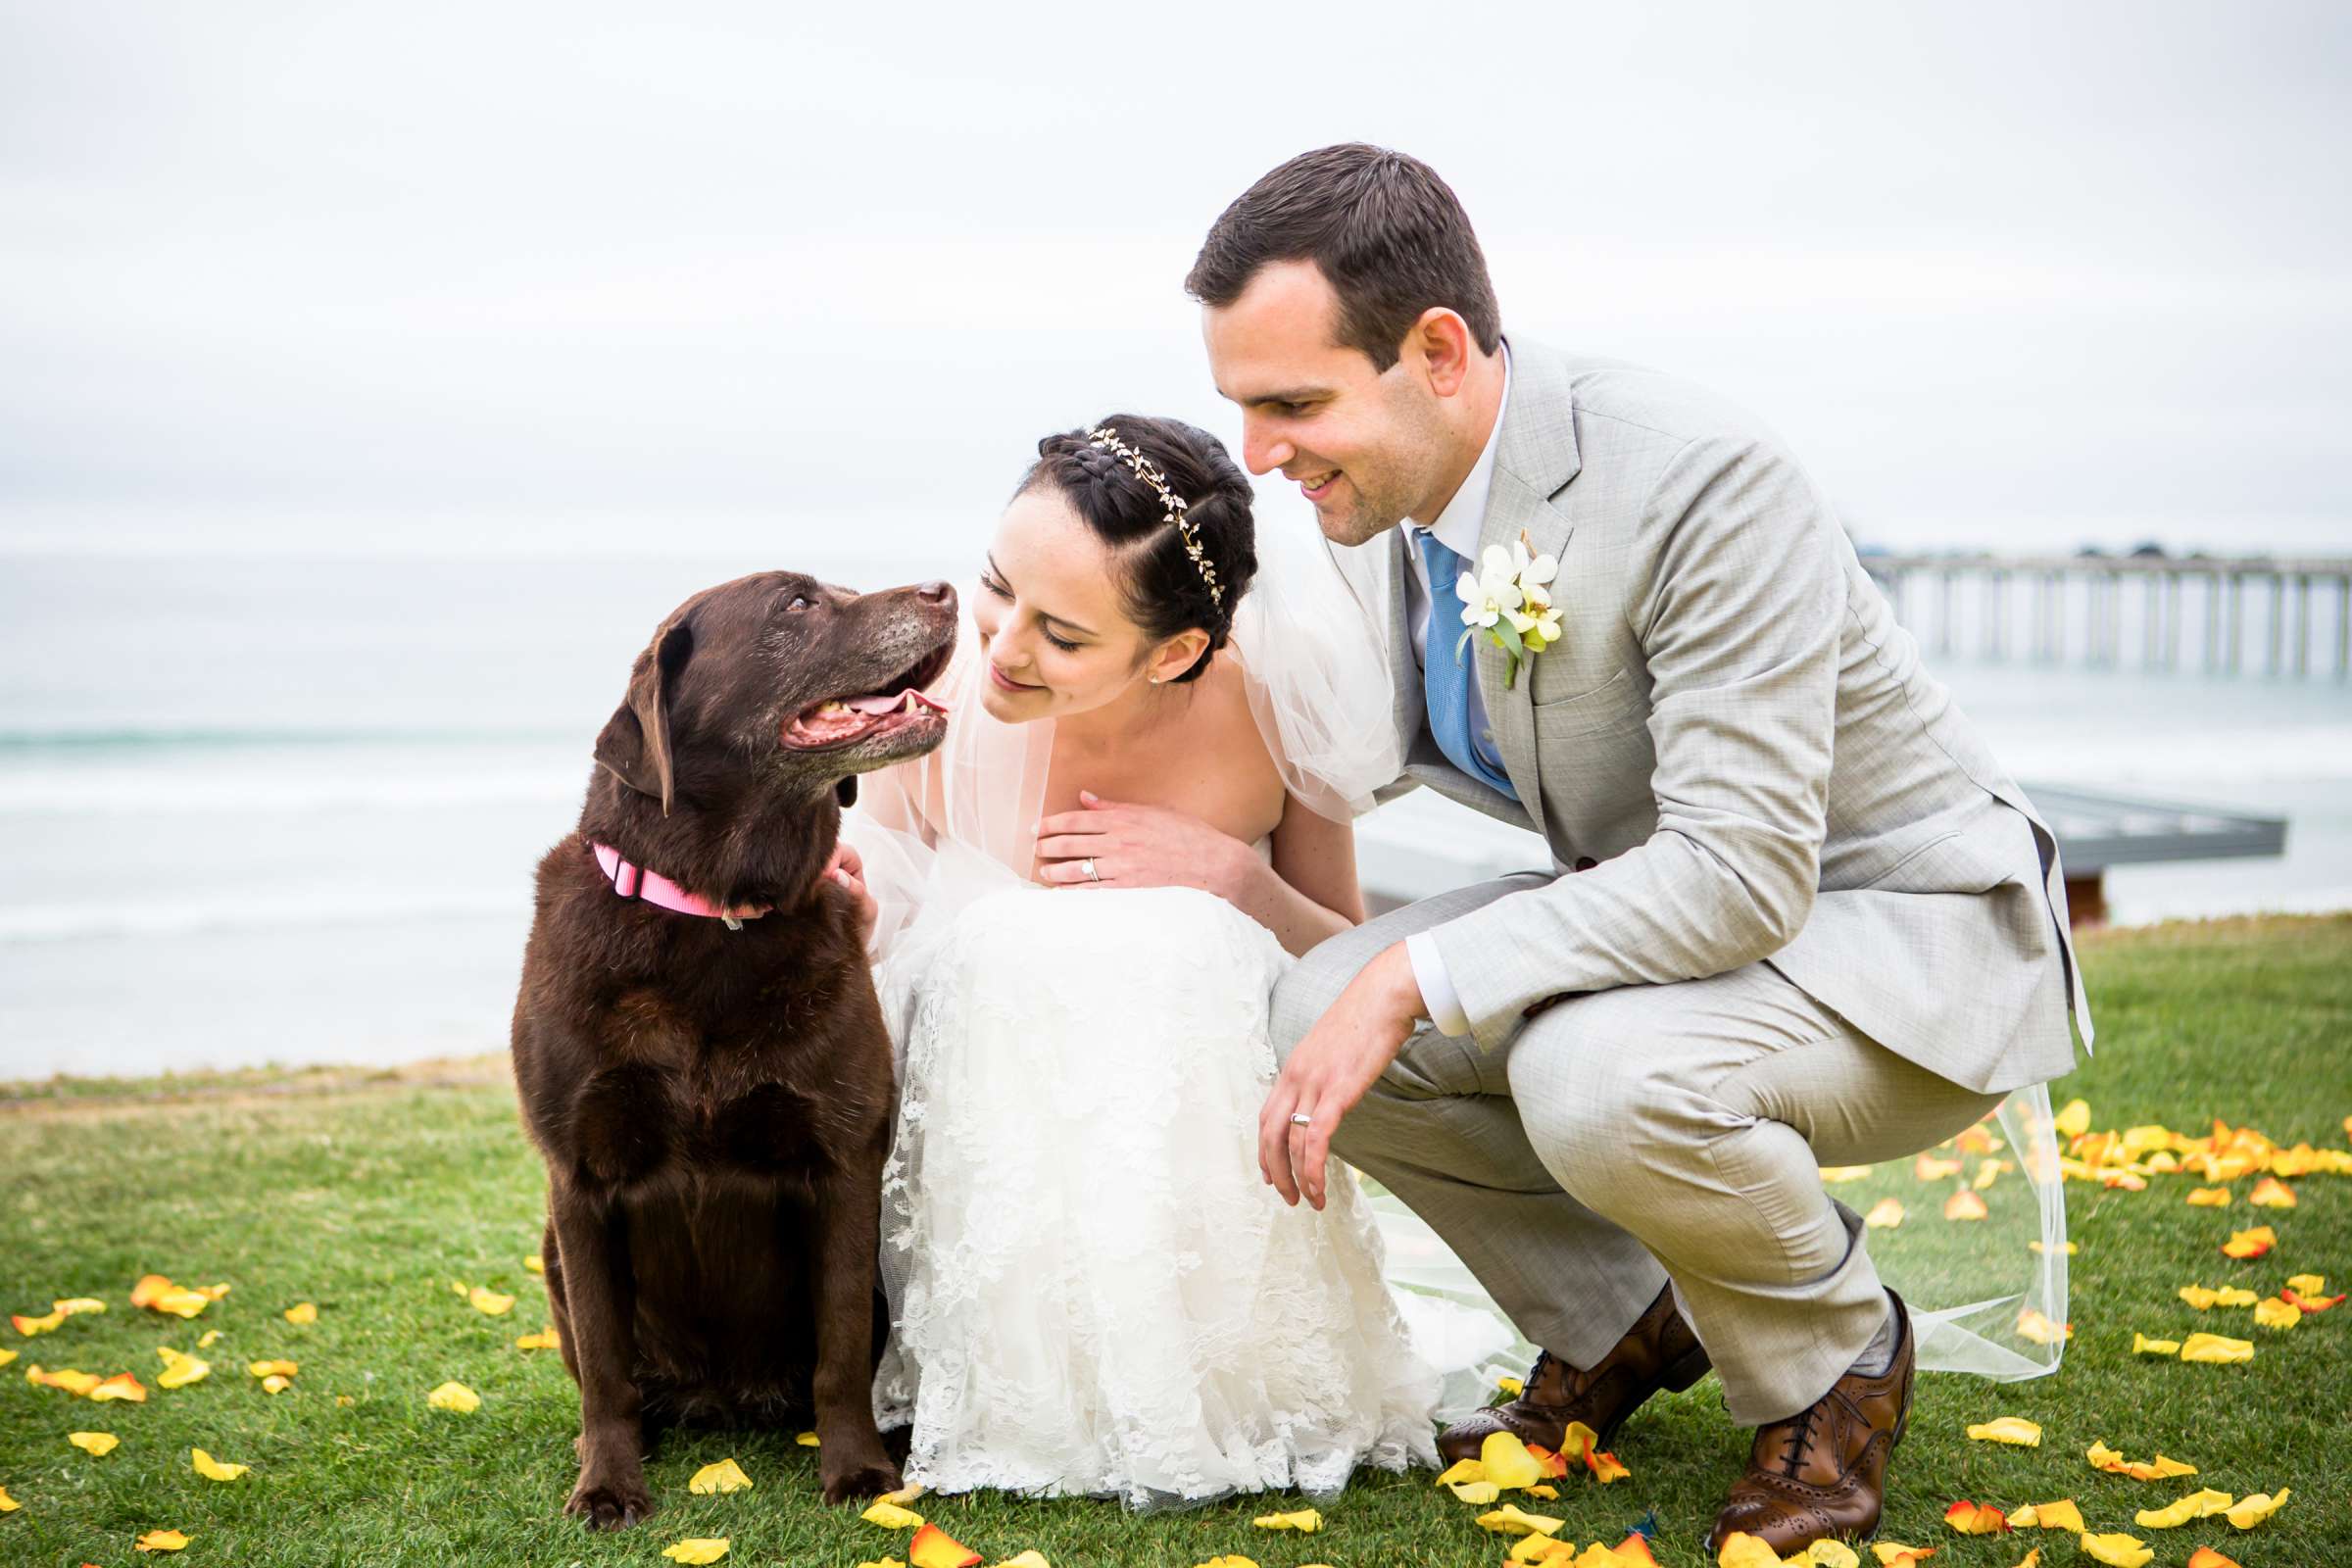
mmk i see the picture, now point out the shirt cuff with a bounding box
[1404,930,1472,1038]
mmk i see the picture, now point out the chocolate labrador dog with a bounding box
[511,570,955,1528]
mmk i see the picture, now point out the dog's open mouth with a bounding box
[782,637,956,752]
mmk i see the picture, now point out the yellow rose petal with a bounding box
[2224,1489,2288,1529]
[247,1358,298,1380]
[90,1372,148,1402]
[1966,1416,2042,1446]
[0,1485,19,1512]
[426,1381,480,1412]
[12,1309,65,1337]
[988,1554,1053,1568]
[54,1298,108,1317]
[191,1447,249,1482]
[662,1540,730,1564]
[523,1253,545,1274]
[514,1327,561,1350]
[69,1431,121,1456]
[2185,1187,2230,1206]
[1864,1198,1904,1229]
[689,1457,753,1494]
[2009,1498,2083,1531]
[135,1529,192,1551]
[2079,1534,2153,1568]
[1250,1509,1322,1532]
[2285,1273,2326,1296]
[1480,1431,1546,1490]
[2130,1333,2180,1356]
[1715,1532,1782,1568]
[0,1348,17,1368]
[467,1287,515,1316]
[2251,1297,2300,1330]
[2179,1332,2254,1364]
[1434,1457,1487,1487]
[283,1302,318,1325]
[861,1499,925,1530]
[1476,1502,1564,1537]
[796,1430,821,1446]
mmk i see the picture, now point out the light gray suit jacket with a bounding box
[1386,339,2091,1095]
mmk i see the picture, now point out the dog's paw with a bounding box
[820,1454,904,1506]
[564,1469,656,1531]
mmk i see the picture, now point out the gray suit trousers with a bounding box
[1272,873,2003,1425]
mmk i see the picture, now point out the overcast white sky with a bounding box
[3,0,2348,560]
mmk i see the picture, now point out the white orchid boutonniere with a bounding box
[1454,529,1561,689]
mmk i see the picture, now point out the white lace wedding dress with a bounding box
[867,870,1441,1505]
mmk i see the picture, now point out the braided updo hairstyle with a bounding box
[1014,415,1259,684]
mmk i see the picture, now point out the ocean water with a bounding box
[4,549,2348,1081]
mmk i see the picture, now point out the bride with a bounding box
[835,415,1464,1507]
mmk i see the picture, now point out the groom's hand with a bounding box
[1258,942,1425,1210]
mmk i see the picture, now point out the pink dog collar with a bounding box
[591,842,769,930]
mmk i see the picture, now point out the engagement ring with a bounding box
[1289,1112,1312,1127]
[1081,858,1100,882]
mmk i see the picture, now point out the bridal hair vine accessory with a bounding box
[1455,528,1560,689]
[1085,426,1224,608]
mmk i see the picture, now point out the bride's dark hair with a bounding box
[1015,416,1259,684]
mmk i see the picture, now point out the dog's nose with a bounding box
[916,580,954,604]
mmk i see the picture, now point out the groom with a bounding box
[1201,146,2091,1554]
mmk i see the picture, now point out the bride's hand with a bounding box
[1034,790,1250,895]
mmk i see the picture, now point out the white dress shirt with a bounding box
[1400,351,1510,1039]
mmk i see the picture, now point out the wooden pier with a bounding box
[1859,553,2352,679]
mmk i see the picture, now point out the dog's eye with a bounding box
[786,596,811,612]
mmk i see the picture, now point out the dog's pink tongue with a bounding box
[844,694,903,715]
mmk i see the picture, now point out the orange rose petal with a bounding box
[2246,1176,2296,1208]
[2220,1226,2276,1260]
[90,1372,148,1403]
[1943,1500,2008,1535]
[1611,1534,1660,1564]
[2281,1287,2345,1314]
[1871,1545,1937,1565]
[1944,1187,1988,1221]
[1915,1153,1963,1181]
[27,1364,102,1396]
[2185,1549,2243,1568]
[1864,1198,1905,1229]
[13,1309,66,1337]
[906,1522,983,1568]
[1584,1446,1630,1485]
[1522,1442,1572,1480]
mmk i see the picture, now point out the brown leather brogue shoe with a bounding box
[1437,1283,1710,1464]
[1703,1292,1915,1556]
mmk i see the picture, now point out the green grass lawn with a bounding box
[2,915,2346,1567]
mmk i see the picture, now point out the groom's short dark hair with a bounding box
[1187,144,1501,372]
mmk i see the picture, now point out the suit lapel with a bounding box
[1471,340,1583,842]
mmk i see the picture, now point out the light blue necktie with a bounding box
[1414,529,1517,800]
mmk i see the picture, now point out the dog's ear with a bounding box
[594,614,695,816]
[835,775,858,808]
